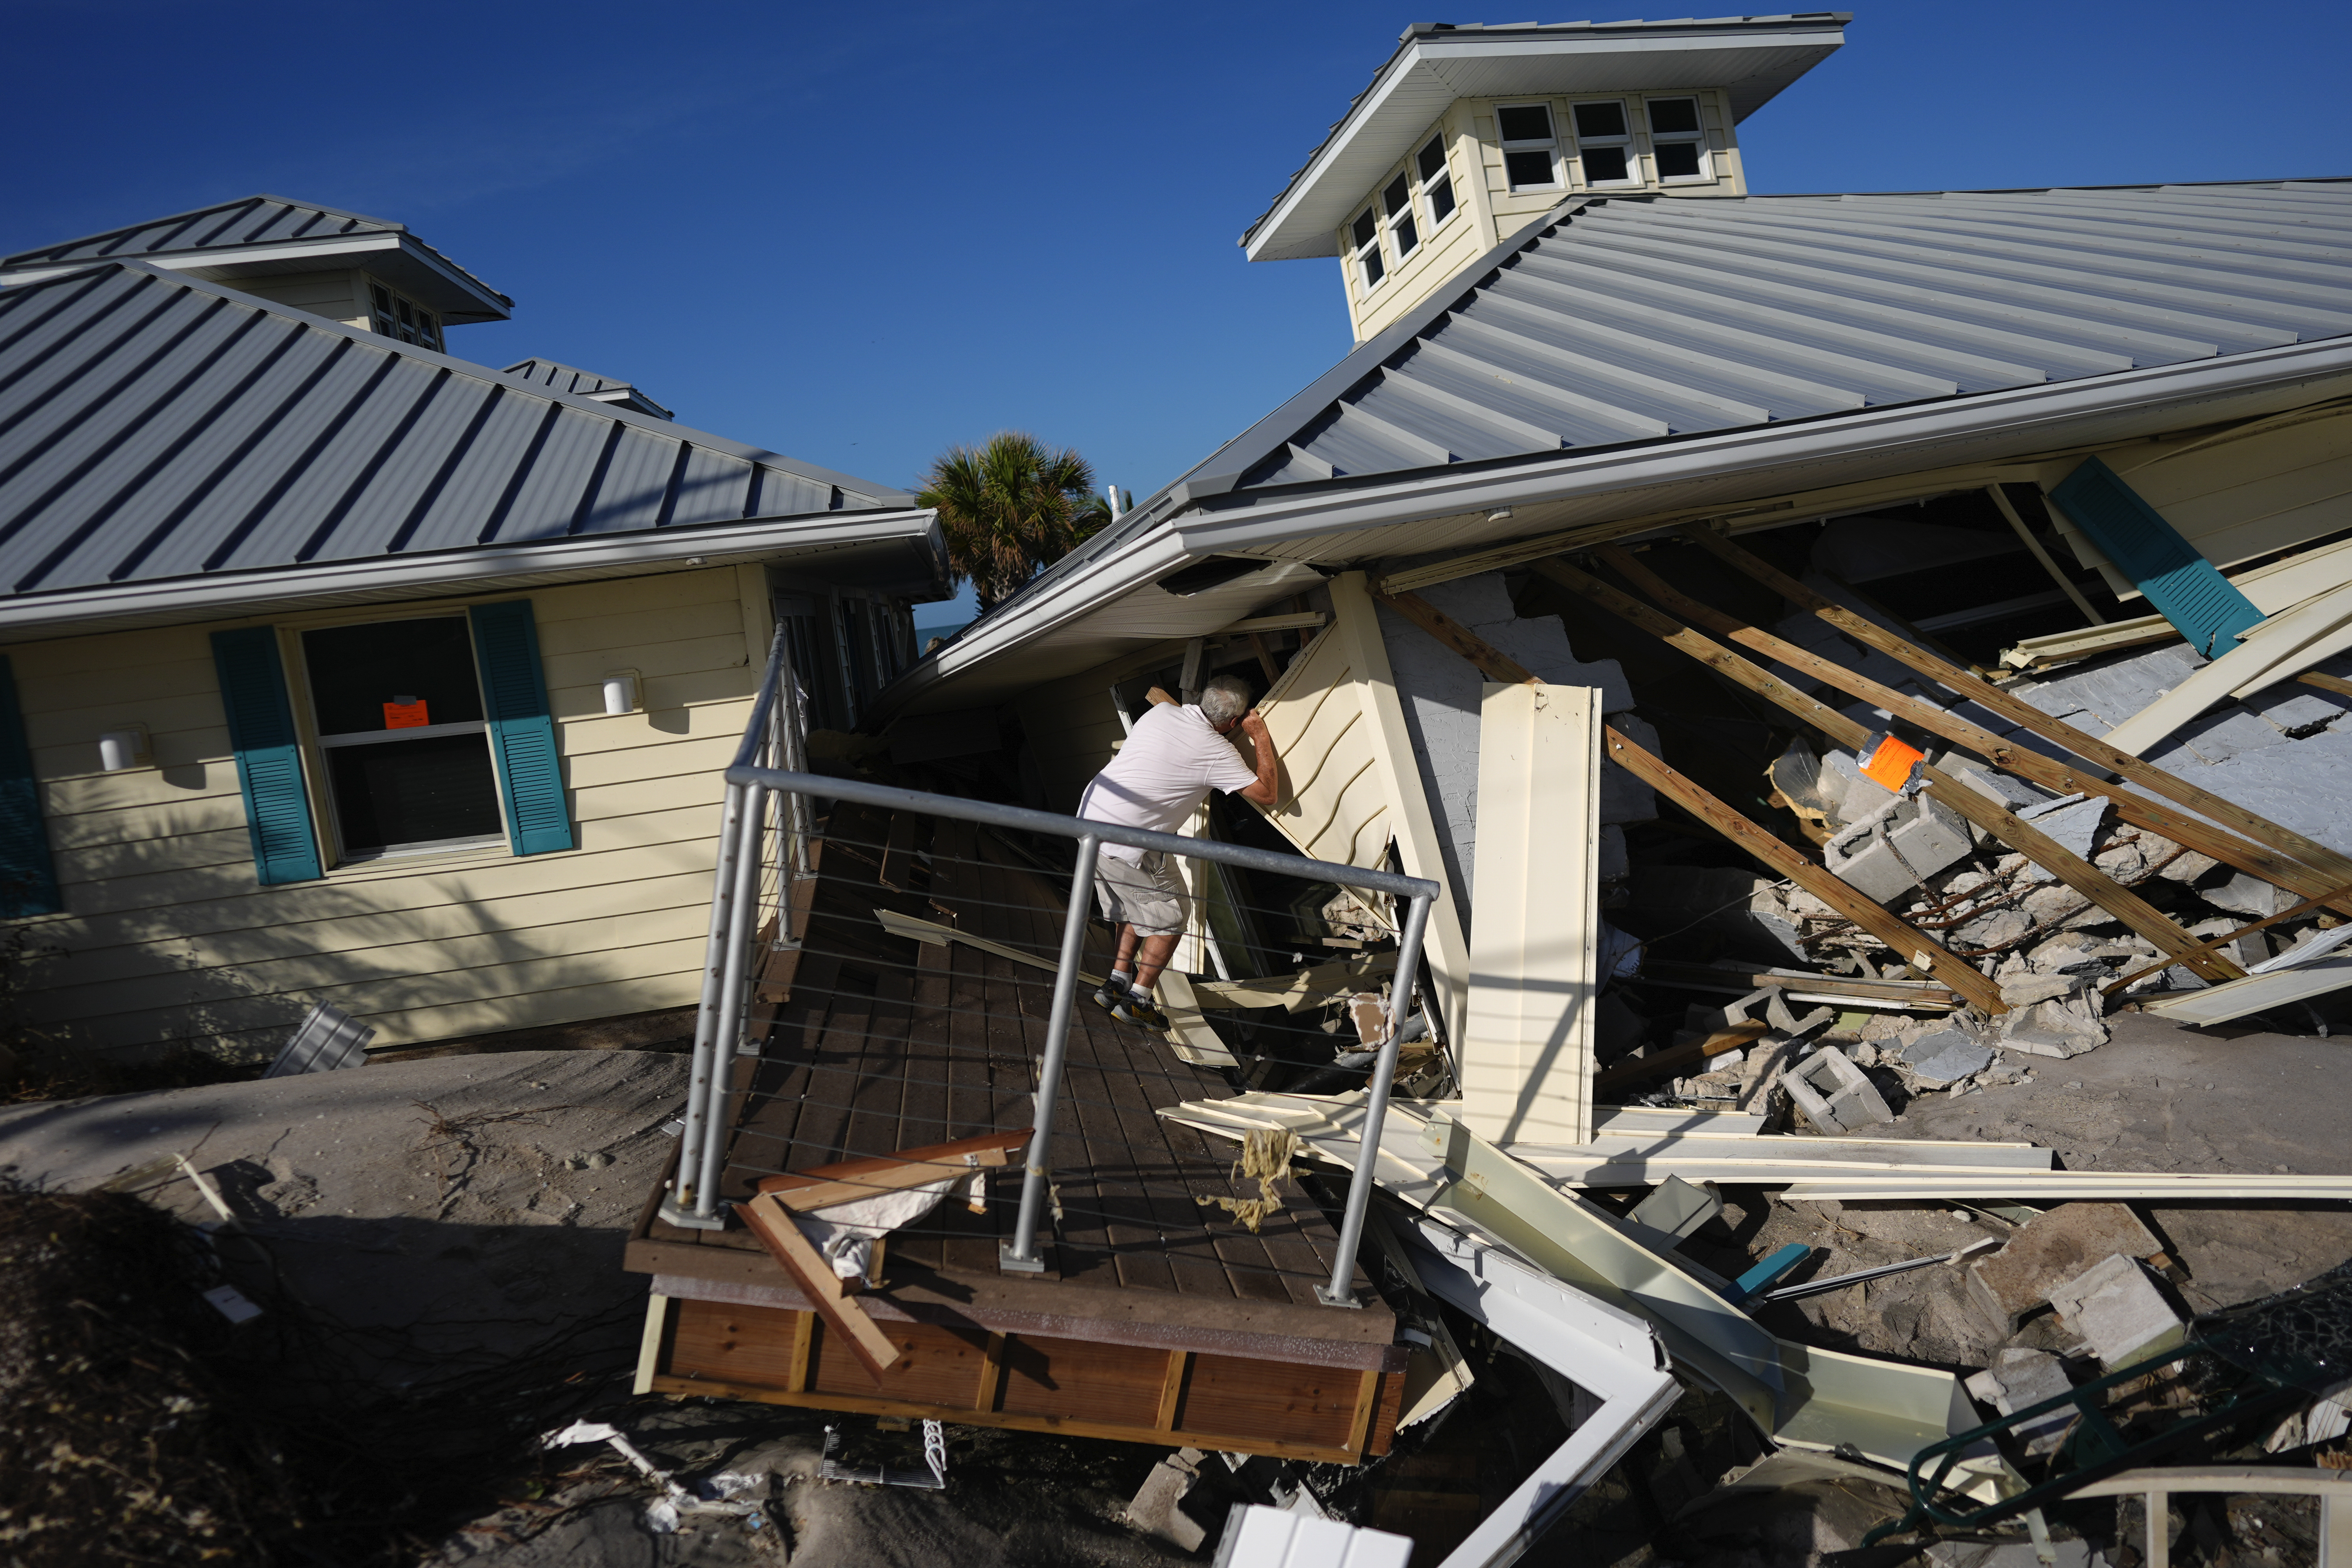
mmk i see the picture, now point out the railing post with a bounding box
[1002,833,1101,1272]
[1318,889,1434,1307]
[695,778,768,1219]
[663,780,747,1230]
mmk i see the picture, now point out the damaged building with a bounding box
[608,13,2352,1565]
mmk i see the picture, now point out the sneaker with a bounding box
[1112,992,1171,1031]
[1091,974,1131,1013]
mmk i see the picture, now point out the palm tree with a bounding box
[917,433,1112,611]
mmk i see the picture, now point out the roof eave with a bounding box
[0,508,944,646]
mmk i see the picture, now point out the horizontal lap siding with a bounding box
[9,566,760,1057]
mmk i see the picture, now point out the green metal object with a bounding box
[1858,1339,2299,1548]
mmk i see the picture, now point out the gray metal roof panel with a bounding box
[1,195,514,314]
[0,261,916,601]
[1195,180,2352,503]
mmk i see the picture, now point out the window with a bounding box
[1496,104,1560,191]
[1382,172,1420,260]
[1350,205,1386,290]
[1416,135,1457,226]
[302,616,503,857]
[1571,100,1637,187]
[1646,96,1710,182]
[367,280,443,351]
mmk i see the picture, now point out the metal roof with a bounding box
[1207,180,2352,497]
[503,358,673,419]
[0,260,918,612]
[1242,15,1848,262]
[0,195,513,322]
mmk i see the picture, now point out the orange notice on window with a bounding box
[383,698,430,730]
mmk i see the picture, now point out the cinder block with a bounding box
[1962,1347,2075,1456]
[1825,793,1972,902]
[1966,1203,2160,1333]
[2047,1252,2185,1367]
[1124,1448,1210,1552]
[1783,1046,1894,1134]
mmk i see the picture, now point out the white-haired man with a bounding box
[1077,673,1280,1028]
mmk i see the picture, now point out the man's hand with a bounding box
[1237,708,1282,808]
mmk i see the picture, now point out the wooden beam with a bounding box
[1249,631,1282,687]
[788,1307,816,1392]
[1593,1020,1768,1093]
[1636,960,1958,1007]
[1376,588,2009,1012]
[1223,611,1327,634]
[1536,558,2239,980]
[1590,545,2352,921]
[2103,878,2352,997]
[1154,1350,1189,1431]
[2302,671,2352,700]
[1984,484,2107,626]
[976,1333,1006,1412]
[737,1193,903,1379]
[1678,524,2352,893]
[754,1129,1032,1211]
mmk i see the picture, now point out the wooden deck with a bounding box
[626,802,1405,1461]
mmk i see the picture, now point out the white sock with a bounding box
[1109,965,1132,987]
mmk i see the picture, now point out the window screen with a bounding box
[1383,173,1419,257]
[1497,104,1559,192]
[1572,102,1628,139]
[1570,99,1636,186]
[302,616,502,856]
[1497,105,1554,142]
[1417,135,1457,224]
[1645,96,1708,181]
[1351,207,1385,287]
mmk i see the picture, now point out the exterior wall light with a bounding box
[98,724,151,772]
[602,669,642,716]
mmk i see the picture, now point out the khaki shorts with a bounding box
[1094,851,1186,938]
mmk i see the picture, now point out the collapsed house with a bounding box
[610,14,2352,1563]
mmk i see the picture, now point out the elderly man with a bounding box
[1077,673,1280,1029]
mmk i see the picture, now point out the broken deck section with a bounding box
[626,803,1405,1462]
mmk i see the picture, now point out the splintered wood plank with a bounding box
[738,1192,901,1379]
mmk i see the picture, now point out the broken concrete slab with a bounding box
[1902,1029,1996,1086]
[1964,1347,2076,1456]
[2014,794,2108,882]
[1966,1203,2161,1334]
[1123,1448,1212,1552]
[1999,973,2091,1007]
[2047,1252,2187,1367]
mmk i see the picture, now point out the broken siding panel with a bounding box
[9,566,757,1057]
[1459,681,1600,1148]
[1250,573,1474,1052]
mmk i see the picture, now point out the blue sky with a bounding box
[6,1,2349,625]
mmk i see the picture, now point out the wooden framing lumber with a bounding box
[1590,545,2352,920]
[1591,1020,1767,1093]
[1536,557,2239,980]
[1635,960,1957,1008]
[1984,484,2108,627]
[737,1192,902,1379]
[1374,588,2010,1013]
[2103,880,2352,996]
[753,1129,1032,1210]
[1678,523,2352,894]
[2301,671,2352,700]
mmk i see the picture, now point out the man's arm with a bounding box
[1236,710,1281,808]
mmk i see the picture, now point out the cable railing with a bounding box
[663,631,1440,1309]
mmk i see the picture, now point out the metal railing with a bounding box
[664,631,1440,1308]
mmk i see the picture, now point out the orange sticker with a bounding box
[1858,732,1924,791]
[383,699,430,729]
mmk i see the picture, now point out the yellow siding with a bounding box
[9,566,763,1059]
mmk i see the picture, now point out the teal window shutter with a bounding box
[209,627,325,885]
[469,600,575,856]
[0,655,62,917]
[2048,457,2265,656]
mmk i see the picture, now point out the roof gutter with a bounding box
[0,508,941,644]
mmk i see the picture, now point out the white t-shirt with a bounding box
[1078,703,1258,862]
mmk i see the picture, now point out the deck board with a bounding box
[631,807,1388,1350]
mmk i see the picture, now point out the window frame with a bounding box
[1495,102,1563,193]
[365,276,445,352]
[287,612,510,867]
[1416,134,1459,231]
[1381,171,1421,263]
[1348,203,1388,294]
[1643,95,1713,185]
[1566,98,1641,190]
